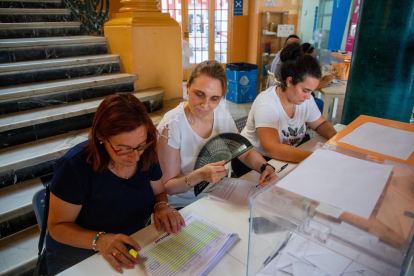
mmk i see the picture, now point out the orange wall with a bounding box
[231,15,249,62]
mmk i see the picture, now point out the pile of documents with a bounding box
[137,213,238,276]
[257,233,381,276]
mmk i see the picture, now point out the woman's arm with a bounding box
[48,193,140,273]
[150,178,185,234]
[307,116,337,140]
[257,127,313,163]
[157,128,227,195]
[236,148,277,186]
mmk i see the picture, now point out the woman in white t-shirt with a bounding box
[234,43,337,176]
[157,60,277,208]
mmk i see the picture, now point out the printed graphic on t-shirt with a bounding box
[282,124,306,146]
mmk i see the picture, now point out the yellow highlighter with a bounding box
[126,244,138,258]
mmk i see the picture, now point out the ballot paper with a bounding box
[339,122,414,160]
[277,149,393,219]
[209,177,262,208]
[256,233,382,276]
[137,213,238,276]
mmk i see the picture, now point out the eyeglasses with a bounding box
[107,139,153,156]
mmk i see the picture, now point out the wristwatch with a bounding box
[260,163,275,173]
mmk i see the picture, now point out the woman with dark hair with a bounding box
[45,93,184,275]
[157,60,277,209]
[302,42,315,57]
[237,43,336,169]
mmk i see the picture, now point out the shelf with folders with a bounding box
[257,11,288,93]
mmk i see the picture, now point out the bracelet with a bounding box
[154,201,169,210]
[184,176,192,187]
[92,231,105,251]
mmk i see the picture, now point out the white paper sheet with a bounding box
[277,149,393,219]
[339,122,414,160]
[209,177,262,208]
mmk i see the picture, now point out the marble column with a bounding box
[341,0,414,124]
[104,0,183,100]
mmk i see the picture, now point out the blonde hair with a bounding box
[188,60,228,97]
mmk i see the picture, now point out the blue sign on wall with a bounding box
[327,0,352,50]
[234,0,243,16]
[313,6,318,39]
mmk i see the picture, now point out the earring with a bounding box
[99,141,103,144]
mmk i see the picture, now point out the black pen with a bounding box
[256,164,288,188]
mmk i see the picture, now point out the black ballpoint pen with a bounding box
[256,164,288,188]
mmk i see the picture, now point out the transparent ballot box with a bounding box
[247,145,414,276]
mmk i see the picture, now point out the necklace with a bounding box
[110,163,130,179]
[276,88,296,117]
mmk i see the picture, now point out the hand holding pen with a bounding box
[256,164,288,188]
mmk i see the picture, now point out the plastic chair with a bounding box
[33,188,47,230]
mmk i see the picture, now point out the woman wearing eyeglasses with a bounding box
[45,93,184,275]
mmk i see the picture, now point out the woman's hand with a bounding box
[197,160,227,183]
[154,204,185,234]
[258,165,278,187]
[96,233,141,273]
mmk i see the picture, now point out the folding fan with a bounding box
[193,133,253,196]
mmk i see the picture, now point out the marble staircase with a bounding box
[0,0,167,275]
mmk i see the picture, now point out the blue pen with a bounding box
[256,164,288,188]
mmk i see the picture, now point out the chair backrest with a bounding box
[33,188,47,230]
[235,116,248,133]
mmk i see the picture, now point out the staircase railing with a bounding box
[63,0,109,35]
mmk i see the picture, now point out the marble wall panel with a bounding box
[0,82,135,116]
[1,44,107,63]
[0,159,58,188]
[0,62,120,87]
[0,125,37,149]
[0,1,64,8]
[0,211,36,239]
[34,113,95,140]
[0,14,72,23]
[0,27,80,39]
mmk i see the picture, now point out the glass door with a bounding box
[161,0,230,80]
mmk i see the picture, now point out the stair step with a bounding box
[0,178,43,223]
[0,0,64,9]
[0,225,40,276]
[0,36,107,63]
[0,8,72,23]
[0,92,164,187]
[0,88,165,148]
[0,73,137,102]
[0,54,121,87]
[0,73,138,115]
[0,22,81,39]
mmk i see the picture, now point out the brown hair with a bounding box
[86,93,158,173]
[188,60,228,97]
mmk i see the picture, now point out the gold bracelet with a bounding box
[184,176,192,187]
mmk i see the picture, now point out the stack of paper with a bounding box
[257,233,381,276]
[137,213,238,276]
[277,149,393,219]
[210,177,262,208]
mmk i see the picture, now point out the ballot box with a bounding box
[247,145,414,276]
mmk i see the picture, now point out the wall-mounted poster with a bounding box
[345,0,361,52]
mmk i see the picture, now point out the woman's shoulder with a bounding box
[253,87,278,107]
[59,140,90,168]
[158,102,186,128]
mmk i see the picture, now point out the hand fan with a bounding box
[193,133,253,196]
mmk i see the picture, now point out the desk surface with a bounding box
[319,81,347,95]
[60,125,346,276]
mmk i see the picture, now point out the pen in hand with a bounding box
[256,164,288,188]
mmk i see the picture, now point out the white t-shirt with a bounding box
[241,86,321,156]
[157,102,238,208]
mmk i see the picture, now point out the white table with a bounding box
[317,81,347,119]
[60,125,346,276]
